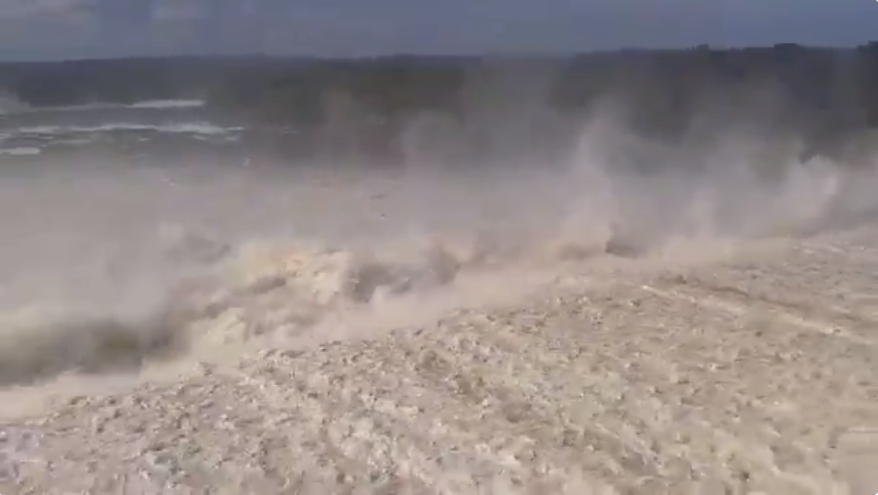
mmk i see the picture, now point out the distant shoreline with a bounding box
[0,43,875,164]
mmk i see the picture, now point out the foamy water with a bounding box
[129,100,207,109]
[1,98,878,394]
[0,100,243,156]
[0,147,41,156]
[14,122,238,136]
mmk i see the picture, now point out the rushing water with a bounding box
[1,95,877,391]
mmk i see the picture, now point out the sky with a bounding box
[0,0,875,61]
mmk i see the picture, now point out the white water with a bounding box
[15,121,240,136]
[129,100,206,109]
[1,93,878,396]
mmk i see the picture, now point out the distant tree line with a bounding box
[2,43,878,163]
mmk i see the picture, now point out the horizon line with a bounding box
[1,42,876,64]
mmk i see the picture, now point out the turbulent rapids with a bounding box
[0,141,872,389]
[1,63,878,491]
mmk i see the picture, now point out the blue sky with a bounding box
[0,0,875,60]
